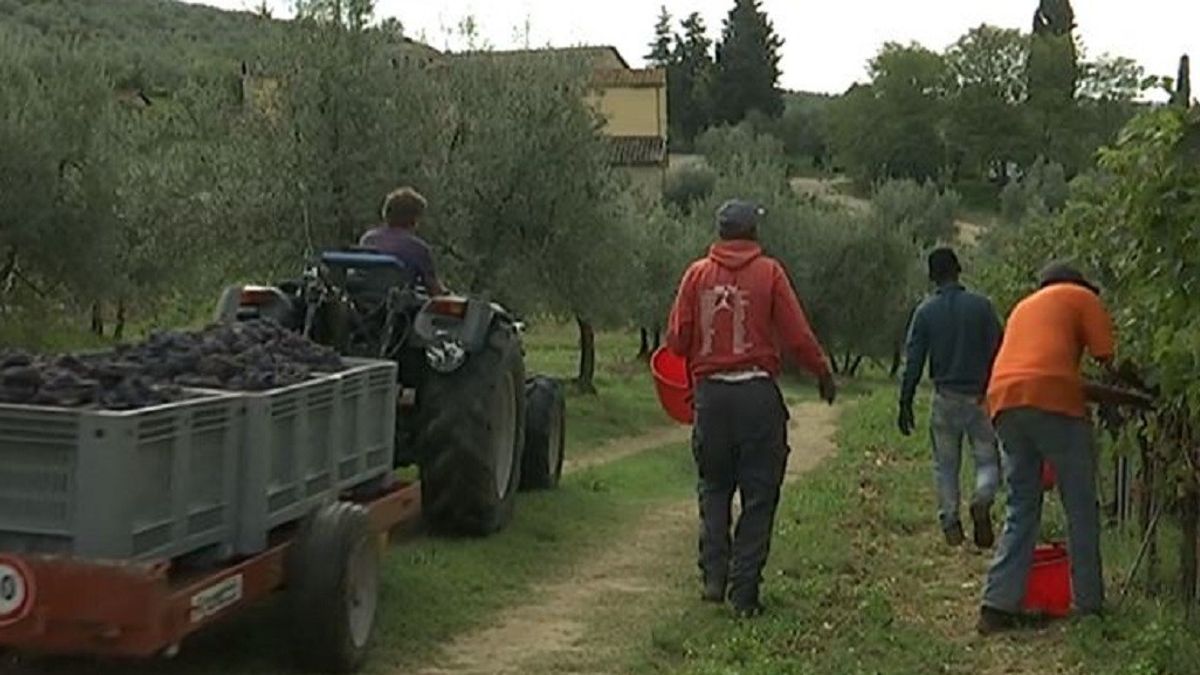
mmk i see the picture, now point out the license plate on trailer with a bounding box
[189,574,244,624]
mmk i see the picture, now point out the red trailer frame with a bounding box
[0,481,421,660]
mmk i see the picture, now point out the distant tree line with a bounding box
[645,0,785,149]
[648,0,1167,209]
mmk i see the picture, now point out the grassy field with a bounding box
[633,389,1200,675]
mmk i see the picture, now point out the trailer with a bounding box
[0,358,421,672]
[0,481,419,672]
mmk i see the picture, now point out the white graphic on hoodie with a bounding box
[699,284,752,356]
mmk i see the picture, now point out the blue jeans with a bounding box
[982,407,1104,614]
[930,390,1000,530]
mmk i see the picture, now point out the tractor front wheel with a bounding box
[520,377,566,490]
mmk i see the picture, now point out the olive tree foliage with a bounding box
[1,10,645,372]
[0,34,116,308]
[0,31,243,335]
[999,157,1069,224]
[242,14,640,391]
[869,179,961,248]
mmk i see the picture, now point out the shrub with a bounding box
[663,161,717,212]
[870,179,961,247]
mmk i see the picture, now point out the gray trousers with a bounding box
[692,378,789,603]
[982,407,1104,614]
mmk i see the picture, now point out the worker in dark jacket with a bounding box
[667,199,836,618]
[899,247,1004,548]
[359,187,447,295]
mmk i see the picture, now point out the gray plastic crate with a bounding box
[235,358,396,554]
[0,392,242,561]
[331,358,397,489]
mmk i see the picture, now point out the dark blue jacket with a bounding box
[900,283,1002,404]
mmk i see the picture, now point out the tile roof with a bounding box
[452,46,629,69]
[606,136,667,167]
[591,68,666,88]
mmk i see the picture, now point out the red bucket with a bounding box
[1023,542,1071,617]
[1041,460,1056,491]
[650,347,693,425]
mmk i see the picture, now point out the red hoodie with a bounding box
[666,240,830,380]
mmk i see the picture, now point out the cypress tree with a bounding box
[645,6,673,68]
[1173,54,1192,108]
[711,0,784,124]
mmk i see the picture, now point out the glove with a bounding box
[818,372,837,405]
[898,401,915,436]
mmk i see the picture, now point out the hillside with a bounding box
[0,0,279,89]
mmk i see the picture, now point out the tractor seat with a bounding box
[320,250,415,308]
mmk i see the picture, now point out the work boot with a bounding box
[977,606,1047,635]
[943,522,965,547]
[732,600,764,619]
[701,576,727,603]
[970,502,995,549]
[729,587,763,618]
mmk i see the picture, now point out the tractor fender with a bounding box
[213,284,298,326]
[413,297,512,355]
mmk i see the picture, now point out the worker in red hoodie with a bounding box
[667,199,836,618]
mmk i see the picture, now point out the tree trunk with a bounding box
[575,316,596,394]
[652,328,661,351]
[114,299,127,341]
[1181,478,1199,613]
[848,355,865,377]
[637,327,651,361]
[840,351,855,377]
[90,303,104,337]
[890,346,902,379]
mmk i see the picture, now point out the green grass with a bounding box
[633,388,1200,675]
[524,321,672,457]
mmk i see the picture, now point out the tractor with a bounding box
[215,248,566,535]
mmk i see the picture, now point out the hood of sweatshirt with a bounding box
[707,240,763,271]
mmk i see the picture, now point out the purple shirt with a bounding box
[358,226,444,294]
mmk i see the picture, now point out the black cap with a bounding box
[1039,261,1100,294]
[717,199,765,238]
[927,247,962,282]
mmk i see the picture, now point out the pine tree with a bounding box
[646,6,673,67]
[711,0,784,125]
[671,12,715,145]
[1173,54,1192,108]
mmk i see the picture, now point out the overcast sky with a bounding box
[187,0,1196,94]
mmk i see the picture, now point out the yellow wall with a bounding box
[586,86,667,138]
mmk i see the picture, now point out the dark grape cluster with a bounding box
[0,320,345,410]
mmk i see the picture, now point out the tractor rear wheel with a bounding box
[416,323,526,535]
[520,377,566,490]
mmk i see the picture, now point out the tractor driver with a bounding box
[359,187,447,296]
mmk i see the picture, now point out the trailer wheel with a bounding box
[520,377,566,490]
[416,323,526,535]
[287,502,379,674]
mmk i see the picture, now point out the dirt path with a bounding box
[563,424,690,475]
[413,402,839,675]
